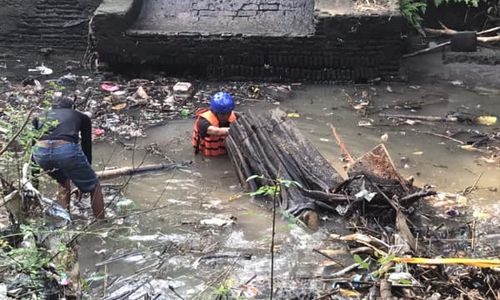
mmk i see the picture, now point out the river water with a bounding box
[77,80,499,299]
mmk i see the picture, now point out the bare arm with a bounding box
[207,126,229,136]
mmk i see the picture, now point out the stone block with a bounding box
[237,10,257,17]
[199,10,218,17]
[241,4,258,10]
[192,0,210,10]
[259,4,279,11]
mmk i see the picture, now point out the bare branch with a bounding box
[0,110,34,157]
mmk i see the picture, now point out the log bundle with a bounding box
[226,109,345,227]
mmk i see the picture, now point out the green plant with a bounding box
[434,0,481,7]
[0,103,56,181]
[180,108,190,119]
[401,0,488,31]
[0,222,79,292]
[2,223,50,281]
[212,279,235,299]
[0,82,81,298]
[246,175,302,197]
[246,174,303,300]
[352,252,405,280]
[400,0,427,31]
[353,254,370,270]
[372,253,397,278]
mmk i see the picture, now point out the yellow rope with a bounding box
[393,257,500,268]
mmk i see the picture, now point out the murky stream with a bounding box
[76,82,499,299]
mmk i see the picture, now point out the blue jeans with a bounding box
[33,143,97,192]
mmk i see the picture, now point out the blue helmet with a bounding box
[210,92,235,114]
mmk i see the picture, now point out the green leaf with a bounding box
[378,253,396,266]
[248,186,269,196]
[353,254,369,269]
[398,279,413,285]
[180,109,190,118]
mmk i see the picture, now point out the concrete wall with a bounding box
[0,0,402,82]
[133,0,314,36]
[93,1,402,83]
[0,0,101,51]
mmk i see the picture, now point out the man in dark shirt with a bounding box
[32,96,105,219]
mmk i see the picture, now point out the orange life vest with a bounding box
[192,109,237,156]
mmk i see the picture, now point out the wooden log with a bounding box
[424,25,500,37]
[478,35,500,43]
[96,162,191,180]
[379,113,458,122]
[402,41,451,59]
[404,26,500,58]
[226,109,344,228]
[331,125,354,165]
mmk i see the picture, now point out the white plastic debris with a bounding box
[28,64,53,75]
[116,199,136,211]
[388,272,417,286]
[134,86,149,100]
[200,217,234,227]
[358,120,373,127]
[173,82,193,94]
[173,82,194,100]
[0,283,7,298]
[34,80,43,91]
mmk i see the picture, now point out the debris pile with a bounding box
[227,109,498,299]
[0,74,295,140]
[317,135,499,299]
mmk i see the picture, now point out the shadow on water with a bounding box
[80,83,499,299]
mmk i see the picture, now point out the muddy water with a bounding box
[81,83,499,299]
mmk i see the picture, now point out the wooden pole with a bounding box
[96,162,190,180]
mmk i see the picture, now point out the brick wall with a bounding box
[0,0,403,82]
[93,1,402,83]
[191,0,306,15]
[0,0,101,51]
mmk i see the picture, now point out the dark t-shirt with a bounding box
[197,117,229,139]
[33,108,93,163]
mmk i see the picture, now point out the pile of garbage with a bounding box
[0,73,295,140]
[308,109,500,299]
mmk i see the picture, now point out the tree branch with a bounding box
[0,110,34,157]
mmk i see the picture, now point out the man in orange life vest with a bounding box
[192,92,237,156]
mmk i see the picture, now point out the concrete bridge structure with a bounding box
[0,0,402,83]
